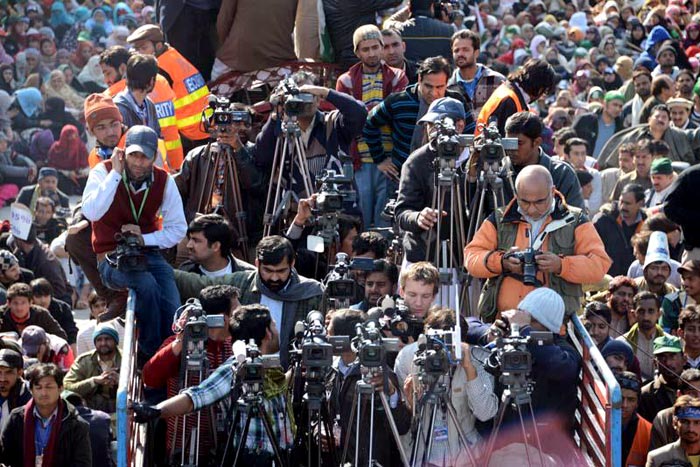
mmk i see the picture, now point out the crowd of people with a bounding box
[4,0,700,466]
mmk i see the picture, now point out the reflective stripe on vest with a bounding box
[149,77,184,170]
[157,47,210,140]
[475,84,523,136]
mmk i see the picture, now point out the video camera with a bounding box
[375,295,424,343]
[503,248,541,286]
[432,117,469,161]
[271,78,315,117]
[110,232,147,273]
[323,253,376,303]
[352,320,400,369]
[466,121,519,166]
[292,310,350,375]
[206,95,251,132]
[232,340,280,387]
[177,299,226,383]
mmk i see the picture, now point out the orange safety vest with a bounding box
[88,131,170,172]
[105,76,184,171]
[625,414,651,467]
[157,47,211,141]
[475,83,523,137]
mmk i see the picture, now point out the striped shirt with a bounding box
[357,71,391,163]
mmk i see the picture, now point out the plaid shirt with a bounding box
[184,356,294,456]
[448,65,506,121]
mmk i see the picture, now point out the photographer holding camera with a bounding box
[133,304,293,466]
[82,125,187,359]
[465,165,611,322]
[397,307,498,463]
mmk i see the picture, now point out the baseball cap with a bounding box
[653,334,682,355]
[0,349,23,369]
[418,97,466,124]
[679,260,700,277]
[650,157,673,175]
[125,125,158,160]
[20,325,48,357]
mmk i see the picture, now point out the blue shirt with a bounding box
[33,406,57,455]
[593,115,616,159]
[452,65,484,101]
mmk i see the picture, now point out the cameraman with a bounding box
[142,285,240,465]
[82,125,187,358]
[397,308,498,463]
[351,259,398,312]
[255,70,367,185]
[133,304,293,466]
[394,96,468,264]
[464,165,610,322]
[175,103,269,246]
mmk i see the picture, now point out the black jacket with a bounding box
[393,11,454,64]
[47,298,78,345]
[592,203,646,277]
[572,108,624,157]
[75,405,113,467]
[395,142,467,263]
[13,241,71,305]
[322,0,402,69]
[665,164,700,249]
[0,304,68,340]
[0,399,92,467]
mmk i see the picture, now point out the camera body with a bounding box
[464,121,519,166]
[379,296,424,343]
[179,299,226,380]
[272,78,315,117]
[113,232,147,273]
[487,324,553,390]
[353,321,400,369]
[208,95,251,132]
[233,340,280,387]
[505,248,542,285]
[292,311,350,387]
[324,253,376,303]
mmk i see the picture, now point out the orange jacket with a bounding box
[475,84,523,137]
[105,76,184,170]
[625,415,651,466]
[464,193,611,313]
[157,47,211,141]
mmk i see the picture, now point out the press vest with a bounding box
[475,83,523,136]
[157,47,211,141]
[106,76,184,170]
[477,202,585,322]
[91,160,167,254]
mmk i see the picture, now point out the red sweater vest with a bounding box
[91,160,167,254]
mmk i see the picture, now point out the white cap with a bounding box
[644,231,671,269]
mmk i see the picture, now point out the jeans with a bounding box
[356,162,393,228]
[98,251,180,357]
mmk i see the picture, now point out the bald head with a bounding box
[515,166,555,220]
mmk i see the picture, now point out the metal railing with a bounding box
[116,290,145,467]
[568,314,622,467]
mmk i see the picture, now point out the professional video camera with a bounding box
[292,310,350,376]
[352,320,400,369]
[469,121,519,165]
[109,232,147,273]
[375,295,424,343]
[485,324,553,390]
[323,253,375,307]
[271,78,315,117]
[413,328,462,381]
[310,159,357,246]
[503,248,542,286]
[176,298,226,384]
[232,340,280,387]
[432,117,469,162]
[205,95,251,132]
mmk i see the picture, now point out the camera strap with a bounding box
[529,213,577,251]
[122,176,150,223]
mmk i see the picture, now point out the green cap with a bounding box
[650,157,673,175]
[580,39,593,50]
[604,91,625,103]
[653,335,682,355]
[694,79,700,97]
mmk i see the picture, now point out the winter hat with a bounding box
[657,42,677,60]
[93,323,119,345]
[0,249,18,272]
[352,24,383,51]
[84,93,122,130]
[601,339,635,367]
[517,288,565,334]
[634,56,655,72]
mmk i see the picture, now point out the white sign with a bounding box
[10,203,32,241]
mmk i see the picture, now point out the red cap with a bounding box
[84,93,123,129]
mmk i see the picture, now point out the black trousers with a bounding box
[165,5,218,82]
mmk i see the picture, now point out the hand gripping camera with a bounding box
[271,78,315,118]
[204,95,251,134]
[503,248,542,285]
[375,295,424,343]
[109,232,147,273]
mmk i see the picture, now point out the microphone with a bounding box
[232,340,247,365]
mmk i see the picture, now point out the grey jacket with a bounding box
[0,149,35,181]
[646,440,691,467]
[113,89,161,137]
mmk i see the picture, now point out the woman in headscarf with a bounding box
[112,2,133,25]
[13,52,28,85]
[24,48,49,82]
[57,63,85,94]
[625,18,646,53]
[39,38,58,69]
[56,48,71,67]
[76,55,106,94]
[9,87,44,132]
[70,40,93,74]
[685,21,700,49]
[586,26,601,47]
[46,124,88,195]
[85,8,114,37]
[4,16,28,56]
[599,35,619,62]
[530,34,548,59]
[39,96,83,140]
[0,42,13,67]
[105,25,129,48]
[0,65,16,94]
[28,128,54,165]
[43,70,84,113]
[0,90,13,139]
[50,1,74,43]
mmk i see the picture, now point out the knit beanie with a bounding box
[352,25,383,51]
[601,339,635,368]
[517,288,565,334]
[93,323,119,345]
[84,93,123,130]
[0,249,18,272]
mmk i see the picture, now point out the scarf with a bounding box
[29,129,54,163]
[22,398,63,467]
[254,269,322,303]
[47,124,87,170]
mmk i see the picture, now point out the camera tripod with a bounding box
[481,380,546,467]
[298,378,338,467]
[425,158,469,310]
[220,381,287,467]
[409,372,478,467]
[195,141,250,262]
[340,371,410,467]
[263,116,315,237]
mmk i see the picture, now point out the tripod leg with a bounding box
[410,402,426,467]
[196,146,215,214]
[422,401,438,466]
[256,403,287,467]
[515,403,535,467]
[225,155,250,263]
[220,404,242,467]
[293,137,314,197]
[444,398,478,466]
[378,391,410,467]
[527,402,547,466]
[369,393,375,467]
[232,404,255,466]
[482,395,511,467]
[340,387,359,465]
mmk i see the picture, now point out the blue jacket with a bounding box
[639,26,672,69]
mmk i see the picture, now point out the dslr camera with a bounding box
[207,95,251,133]
[377,296,424,343]
[272,78,315,117]
[111,232,147,273]
[503,248,541,286]
[352,320,400,369]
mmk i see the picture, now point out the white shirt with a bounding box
[82,164,187,249]
[649,183,674,207]
[260,294,284,328]
[201,260,233,278]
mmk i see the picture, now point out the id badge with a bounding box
[35,454,43,467]
[433,425,448,442]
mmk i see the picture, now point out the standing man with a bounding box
[447,29,505,120]
[619,291,669,381]
[381,28,417,84]
[639,75,675,124]
[635,232,677,300]
[639,335,686,422]
[82,125,187,358]
[611,139,653,201]
[388,0,453,63]
[560,137,603,214]
[0,349,31,425]
[607,276,639,337]
[336,25,408,228]
[622,70,653,128]
[647,395,700,465]
[647,158,677,208]
[615,371,652,466]
[572,91,625,160]
[667,97,696,130]
[127,25,211,152]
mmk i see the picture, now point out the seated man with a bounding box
[61,391,113,467]
[76,292,125,356]
[30,277,78,353]
[651,368,700,449]
[142,285,239,464]
[133,304,294,465]
[0,349,31,425]
[64,323,121,413]
[351,259,398,312]
[647,395,700,466]
[616,371,652,466]
[175,235,323,369]
[0,250,34,305]
[16,166,70,214]
[0,283,67,340]
[179,214,254,276]
[20,325,74,371]
[82,125,186,359]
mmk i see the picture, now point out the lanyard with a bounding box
[122,176,150,223]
